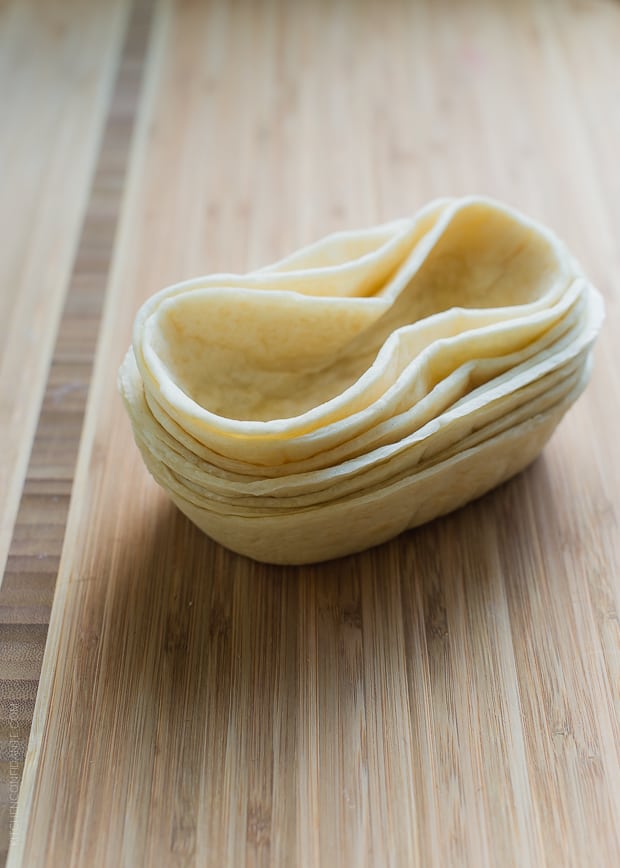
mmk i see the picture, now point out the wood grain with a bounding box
[0,0,152,862]
[0,0,129,583]
[4,0,620,866]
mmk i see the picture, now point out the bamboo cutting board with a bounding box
[3,0,620,866]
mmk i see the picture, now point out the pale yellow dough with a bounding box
[119,196,604,563]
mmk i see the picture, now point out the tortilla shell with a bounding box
[119,196,604,564]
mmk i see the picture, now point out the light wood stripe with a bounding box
[0,0,129,586]
[0,0,154,863]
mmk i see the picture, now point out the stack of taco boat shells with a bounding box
[119,196,604,564]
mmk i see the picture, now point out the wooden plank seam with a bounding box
[0,0,154,863]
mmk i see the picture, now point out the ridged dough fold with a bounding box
[119,196,604,563]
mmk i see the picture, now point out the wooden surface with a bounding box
[2,0,620,865]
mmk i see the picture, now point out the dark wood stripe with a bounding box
[0,0,154,862]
